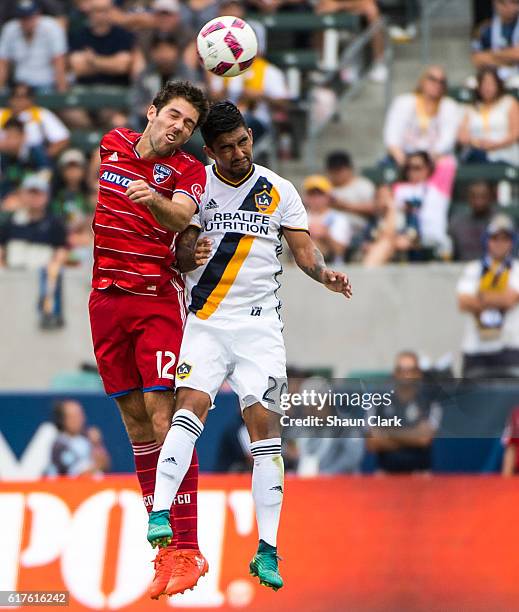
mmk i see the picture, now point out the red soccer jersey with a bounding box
[92,127,206,296]
[502,406,519,472]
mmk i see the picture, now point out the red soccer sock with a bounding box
[171,448,199,551]
[132,440,162,514]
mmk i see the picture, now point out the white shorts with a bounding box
[175,313,287,414]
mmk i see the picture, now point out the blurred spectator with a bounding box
[48,399,111,476]
[215,408,253,472]
[0,118,50,202]
[362,184,402,266]
[473,0,494,28]
[208,29,289,133]
[458,214,519,378]
[472,0,519,85]
[458,67,519,165]
[303,174,350,263]
[246,0,312,13]
[364,154,456,265]
[51,149,93,227]
[131,34,199,130]
[297,436,364,475]
[326,150,376,244]
[501,405,519,475]
[69,0,136,87]
[449,181,498,261]
[365,350,442,474]
[0,0,67,93]
[180,0,219,34]
[0,84,70,158]
[383,66,462,166]
[0,174,67,269]
[392,153,456,258]
[315,0,388,82]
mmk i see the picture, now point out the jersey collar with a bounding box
[212,163,255,187]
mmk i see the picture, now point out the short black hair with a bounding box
[10,82,34,99]
[200,101,247,147]
[326,151,353,170]
[152,80,209,128]
[402,151,435,180]
[4,117,24,132]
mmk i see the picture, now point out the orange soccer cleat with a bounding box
[149,547,177,599]
[165,549,209,596]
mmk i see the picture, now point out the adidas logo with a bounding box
[162,456,177,465]
[205,198,219,210]
[195,555,205,570]
[109,152,118,161]
[270,485,283,493]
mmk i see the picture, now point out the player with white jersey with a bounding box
[147,102,352,591]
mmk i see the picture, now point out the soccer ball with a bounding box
[197,16,258,78]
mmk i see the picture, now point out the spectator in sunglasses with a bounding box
[383,66,462,167]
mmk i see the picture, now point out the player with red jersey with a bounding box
[88,81,209,599]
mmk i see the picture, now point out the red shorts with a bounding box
[89,287,186,397]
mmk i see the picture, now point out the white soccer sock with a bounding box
[152,409,204,512]
[250,437,284,548]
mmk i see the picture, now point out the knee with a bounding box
[123,411,151,441]
[175,400,209,424]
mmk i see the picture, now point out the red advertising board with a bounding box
[1,475,518,611]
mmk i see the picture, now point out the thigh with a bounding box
[175,315,230,406]
[228,321,287,415]
[132,293,184,393]
[89,289,140,397]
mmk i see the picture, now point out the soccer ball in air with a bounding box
[197,16,258,78]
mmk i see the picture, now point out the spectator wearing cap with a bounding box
[383,66,462,167]
[326,151,376,244]
[0,117,50,204]
[0,84,70,159]
[303,174,351,263]
[0,0,67,93]
[449,181,500,262]
[472,0,519,85]
[69,0,136,88]
[0,174,67,269]
[51,149,92,227]
[457,214,519,378]
[0,174,68,327]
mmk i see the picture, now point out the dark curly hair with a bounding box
[200,101,247,147]
[152,80,209,128]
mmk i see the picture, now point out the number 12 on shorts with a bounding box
[156,351,176,380]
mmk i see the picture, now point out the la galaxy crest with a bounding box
[153,164,172,184]
[255,189,273,212]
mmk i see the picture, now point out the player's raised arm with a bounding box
[176,226,212,273]
[283,228,353,298]
[125,181,197,232]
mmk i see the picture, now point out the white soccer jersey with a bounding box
[185,163,308,321]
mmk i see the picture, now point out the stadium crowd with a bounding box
[0,2,518,441]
